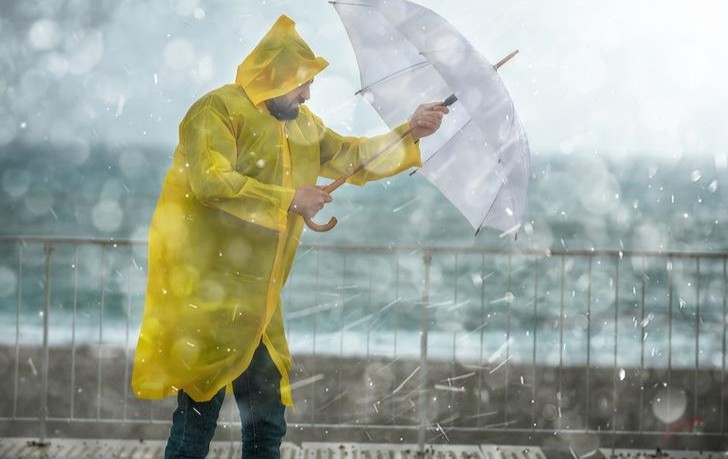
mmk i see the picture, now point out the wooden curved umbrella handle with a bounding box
[304,215,338,232]
[302,184,339,232]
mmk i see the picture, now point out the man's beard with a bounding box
[266,97,302,121]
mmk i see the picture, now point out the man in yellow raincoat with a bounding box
[132,14,448,459]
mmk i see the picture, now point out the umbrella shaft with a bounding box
[323,126,415,193]
[323,94,454,194]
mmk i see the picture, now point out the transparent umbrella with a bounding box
[323,0,530,235]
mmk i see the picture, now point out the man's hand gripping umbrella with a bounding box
[296,94,457,232]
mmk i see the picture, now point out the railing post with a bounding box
[417,250,432,456]
[31,242,53,447]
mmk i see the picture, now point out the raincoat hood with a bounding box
[235,15,329,106]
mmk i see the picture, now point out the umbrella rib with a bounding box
[355,61,432,95]
[475,168,518,235]
[419,119,473,168]
[329,1,375,6]
[475,189,502,235]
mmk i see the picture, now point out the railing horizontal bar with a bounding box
[1,236,726,259]
[0,236,147,246]
[0,417,170,425]
[301,244,728,259]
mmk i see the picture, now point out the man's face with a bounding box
[265,80,312,121]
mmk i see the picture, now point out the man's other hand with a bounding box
[289,185,333,219]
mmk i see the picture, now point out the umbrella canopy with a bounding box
[331,0,530,234]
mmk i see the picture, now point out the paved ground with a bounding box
[0,439,527,459]
[0,439,721,459]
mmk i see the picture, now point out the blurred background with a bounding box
[1,0,727,453]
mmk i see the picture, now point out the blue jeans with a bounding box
[165,343,287,459]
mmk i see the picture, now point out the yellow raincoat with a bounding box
[132,15,422,404]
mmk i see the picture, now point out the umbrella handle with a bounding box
[304,215,338,232]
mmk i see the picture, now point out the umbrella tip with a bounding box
[494,49,520,70]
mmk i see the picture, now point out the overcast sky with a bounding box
[1,0,727,162]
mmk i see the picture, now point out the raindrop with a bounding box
[28,19,61,50]
[0,111,15,147]
[2,168,31,198]
[690,170,702,182]
[362,91,374,104]
[28,357,38,376]
[0,266,17,298]
[618,368,626,381]
[193,55,216,83]
[708,180,718,193]
[66,29,104,75]
[25,190,54,215]
[48,130,90,165]
[640,313,654,328]
[541,404,558,420]
[43,52,69,77]
[574,314,589,330]
[164,39,195,69]
[651,387,687,424]
[119,150,149,178]
[92,200,124,232]
[716,153,727,171]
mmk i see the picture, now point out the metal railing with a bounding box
[0,236,726,451]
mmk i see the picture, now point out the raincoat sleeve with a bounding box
[314,114,422,186]
[181,98,295,232]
